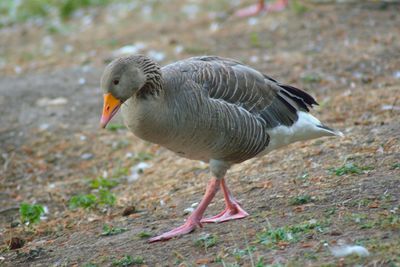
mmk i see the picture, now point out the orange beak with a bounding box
[100,93,121,128]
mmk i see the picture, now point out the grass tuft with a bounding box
[390,163,400,170]
[90,176,119,189]
[106,123,125,132]
[194,233,218,249]
[289,195,312,205]
[100,224,127,236]
[329,163,373,176]
[137,231,152,239]
[69,194,97,209]
[112,255,144,266]
[97,189,116,206]
[0,0,114,27]
[257,220,323,247]
[301,73,321,83]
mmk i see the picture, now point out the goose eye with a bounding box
[113,79,119,85]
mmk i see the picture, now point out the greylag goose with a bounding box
[100,55,342,242]
[235,0,289,17]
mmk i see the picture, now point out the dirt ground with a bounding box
[0,1,399,266]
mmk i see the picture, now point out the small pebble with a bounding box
[14,66,22,74]
[8,237,25,250]
[174,45,184,55]
[122,206,136,216]
[147,50,165,62]
[209,22,219,32]
[64,44,74,53]
[250,55,259,63]
[183,207,194,214]
[37,97,68,106]
[39,123,50,131]
[393,70,400,79]
[10,221,20,228]
[81,153,93,160]
[248,17,258,26]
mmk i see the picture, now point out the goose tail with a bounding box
[316,124,344,137]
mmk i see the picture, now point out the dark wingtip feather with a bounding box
[279,84,319,107]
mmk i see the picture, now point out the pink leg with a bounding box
[235,0,265,18]
[149,178,220,243]
[201,178,249,223]
[265,0,288,12]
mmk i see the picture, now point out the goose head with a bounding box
[100,56,147,128]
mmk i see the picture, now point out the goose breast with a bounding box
[143,56,317,163]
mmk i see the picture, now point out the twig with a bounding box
[3,152,15,172]
[244,227,255,267]
[390,96,399,115]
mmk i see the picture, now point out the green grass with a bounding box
[89,176,119,189]
[301,73,321,83]
[137,231,152,239]
[69,194,97,209]
[346,212,400,231]
[249,32,261,48]
[0,0,115,26]
[184,45,209,55]
[134,152,154,162]
[194,233,218,249]
[100,224,127,236]
[112,255,144,266]
[329,163,373,176]
[232,246,256,262]
[19,203,45,225]
[391,163,400,170]
[106,123,126,132]
[257,220,323,247]
[58,0,109,20]
[112,167,129,178]
[97,189,116,206]
[68,190,116,209]
[258,227,292,245]
[289,195,312,205]
[298,172,309,180]
[70,174,118,210]
[290,0,309,15]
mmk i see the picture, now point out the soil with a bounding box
[0,1,399,266]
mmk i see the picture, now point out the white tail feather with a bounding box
[317,125,344,137]
[262,111,343,154]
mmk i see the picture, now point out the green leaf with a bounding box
[90,177,119,189]
[69,194,97,209]
[98,189,116,206]
[19,203,45,225]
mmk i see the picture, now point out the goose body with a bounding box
[100,55,342,242]
[120,56,339,163]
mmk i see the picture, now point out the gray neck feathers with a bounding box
[136,56,163,98]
